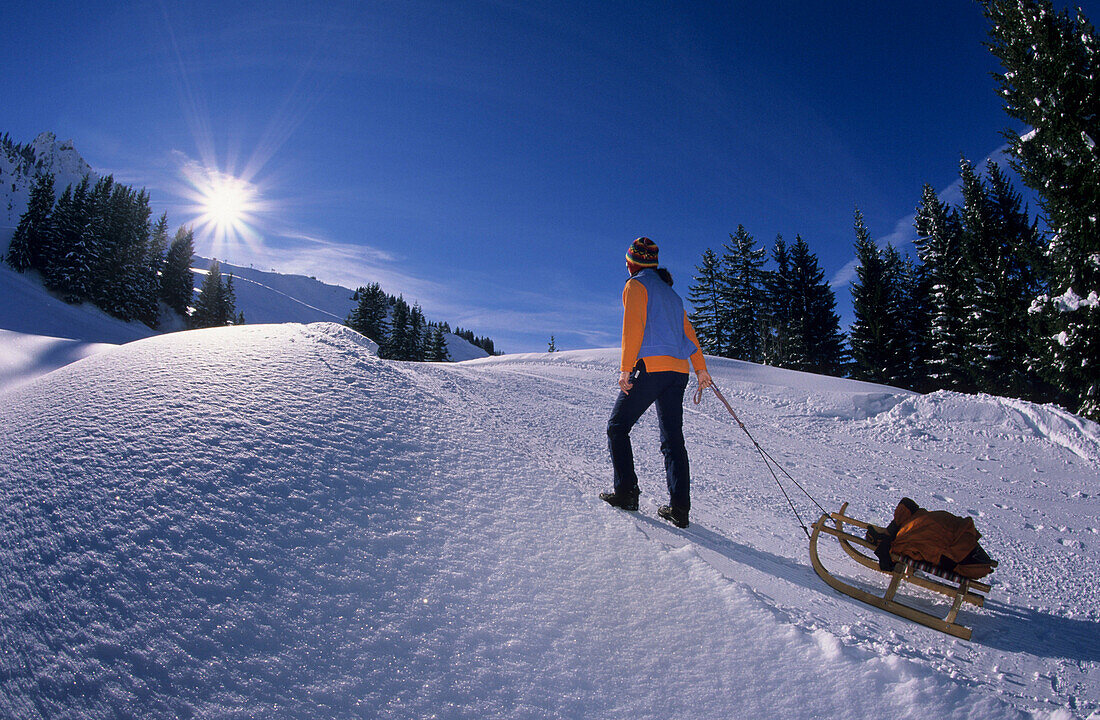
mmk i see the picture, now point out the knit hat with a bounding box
[626,237,659,268]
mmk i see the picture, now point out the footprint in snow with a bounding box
[932,493,954,503]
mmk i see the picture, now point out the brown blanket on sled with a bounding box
[870,498,996,580]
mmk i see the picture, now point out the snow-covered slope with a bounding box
[1,325,1096,719]
[191,258,488,361]
[0,250,486,391]
[0,262,155,392]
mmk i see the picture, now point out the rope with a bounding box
[694,383,829,539]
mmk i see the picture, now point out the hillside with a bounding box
[1,323,1097,718]
[191,258,488,361]
[0,133,489,386]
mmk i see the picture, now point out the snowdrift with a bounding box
[1,324,1097,719]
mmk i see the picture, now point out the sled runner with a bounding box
[809,502,993,640]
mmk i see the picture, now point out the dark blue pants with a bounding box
[607,365,691,510]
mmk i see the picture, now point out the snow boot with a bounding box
[657,504,689,528]
[600,490,639,511]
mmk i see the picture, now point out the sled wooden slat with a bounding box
[808,503,993,641]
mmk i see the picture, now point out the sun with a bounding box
[198,173,255,235]
[181,164,265,259]
[202,176,250,228]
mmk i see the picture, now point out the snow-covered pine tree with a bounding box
[45,178,97,302]
[96,184,152,322]
[981,0,1099,418]
[687,248,728,356]
[161,227,195,319]
[6,172,54,273]
[879,245,923,390]
[192,259,227,328]
[972,161,1049,398]
[86,176,118,312]
[958,157,993,390]
[914,184,969,391]
[787,235,846,376]
[762,235,796,368]
[721,225,766,362]
[139,212,171,328]
[121,188,154,323]
[850,210,892,383]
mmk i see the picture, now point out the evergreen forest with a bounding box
[689,0,1099,420]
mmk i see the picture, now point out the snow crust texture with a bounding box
[1,323,1097,719]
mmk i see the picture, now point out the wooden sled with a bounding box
[809,502,992,640]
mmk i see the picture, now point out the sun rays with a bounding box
[177,161,269,261]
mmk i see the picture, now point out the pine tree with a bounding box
[161,227,195,318]
[140,212,170,328]
[224,274,239,325]
[548,335,557,352]
[984,161,1048,398]
[787,235,846,375]
[687,248,728,355]
[958,157,992,389]
[192,259,228,328]
[981,0,1100,417]
[898,251,932,391]
[48,176,97,303]
[914,184,969,391]
[346,282,389,342]
[381,298,410,360]
[721,225,766,362]
[408,304,427,361]
[761,235,796,367]
[119,188,153,322]
[427,325,451,362]
[6,172,54,272]
[849,210,893,383]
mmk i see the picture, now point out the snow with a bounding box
[0,132,96,229]
[0,329,117,392]
[0,263,155,392]
[1,325,1098,718]
[1052,288,1100,312]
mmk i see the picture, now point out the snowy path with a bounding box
[1,323,1096,718]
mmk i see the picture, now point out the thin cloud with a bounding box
[831,142,1017,292]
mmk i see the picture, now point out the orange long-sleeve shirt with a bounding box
[620,278,708,374]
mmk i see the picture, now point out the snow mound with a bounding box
[0,330,1096,718]
[872,390,1100,461]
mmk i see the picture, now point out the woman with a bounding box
[600,237,712,528]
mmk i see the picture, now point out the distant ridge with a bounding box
[0,132,96,231]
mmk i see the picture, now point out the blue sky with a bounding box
[4,0,1096,352]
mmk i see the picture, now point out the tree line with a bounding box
[847,0,1097,420]
[345,282,498,362]
[687,0,1098,421]
[4,171,239,330]
[688,228,847,376]
[849,159,1043,399]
